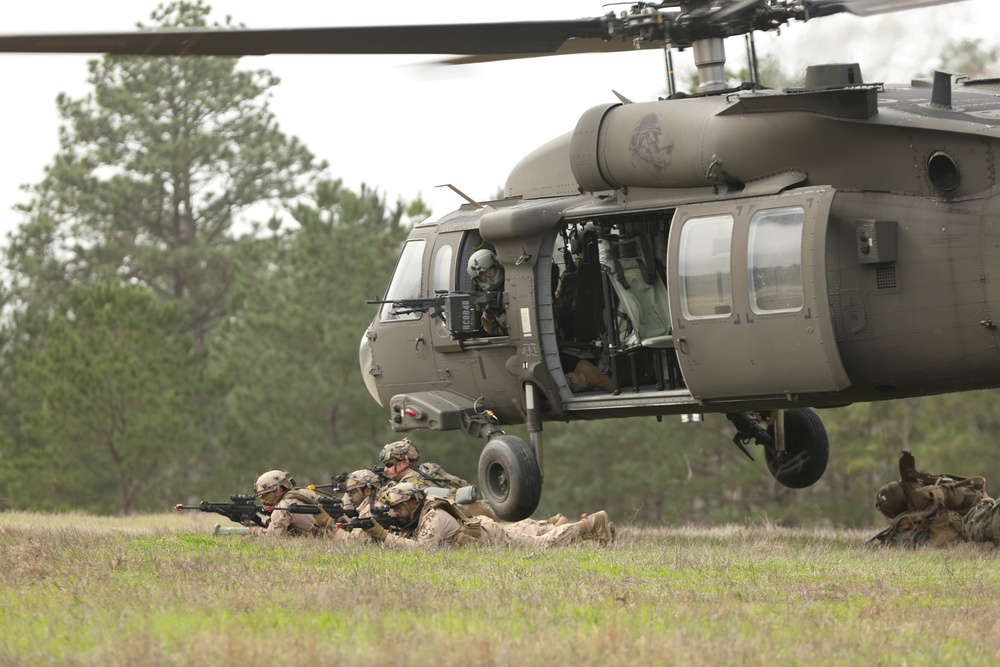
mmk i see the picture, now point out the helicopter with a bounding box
[2,0,998,521]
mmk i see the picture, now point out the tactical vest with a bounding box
[284,488,333,532]
[876,451,989,519]
[871,506,965,548]
[906,477,988,516]
[424,497,483,547]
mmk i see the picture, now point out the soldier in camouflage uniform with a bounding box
[333,469,383,543]
[342,469,382,518]
[380,438,497,520]
[247,470,333,537]
[362,482,614,549]
[870,452,989,547]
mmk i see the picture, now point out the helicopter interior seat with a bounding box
[566,229,605,351]
[599,234,674,391]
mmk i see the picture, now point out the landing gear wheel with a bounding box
[478,435,542,521]
[765,408,829,489]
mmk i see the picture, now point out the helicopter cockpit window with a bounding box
[679,214,734,320]
[748,207,805,315]
[379,239,426,322]
[433,244,453,294]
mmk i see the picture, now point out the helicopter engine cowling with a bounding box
[570,100,731,192]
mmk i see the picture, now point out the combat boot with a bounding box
[577,510,615,544]
[573,359,614,392]
[548,513,570,526]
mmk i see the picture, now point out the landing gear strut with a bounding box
[727,408,829,489]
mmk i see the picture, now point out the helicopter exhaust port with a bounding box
[927,151,961,192]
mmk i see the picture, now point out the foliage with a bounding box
[209,178,426,490]
[4,0,322,345]
[11,282,218,514]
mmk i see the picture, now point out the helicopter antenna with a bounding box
[436,183,485,209]
[612,90,635,104]
[664,44,677,97]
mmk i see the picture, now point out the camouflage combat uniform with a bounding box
[382,497,611,549]
[396,463,498,520]
[248,487,332,537]
[871,451,989,547]
[333,494,377,543]
[962,497,1000,543]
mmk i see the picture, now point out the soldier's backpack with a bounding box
[416,462,468,491]
[876,451,989,518]
[283,488,333,532]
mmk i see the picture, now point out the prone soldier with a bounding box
[871,452,989,547]
[333,469,385,543]
[247,469,333,537]
[379,438,497,520]
[361,482,614,549]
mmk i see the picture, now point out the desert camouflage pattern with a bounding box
[383,497,609,549]
[394,465,497,520]
[876,452,988,519]
[254,469,293,495]
[333,494,377,543]
[248,487,331,537]
[871,452,990,547]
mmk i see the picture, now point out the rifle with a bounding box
[366,291,503,336]
[267,496,359,520]
[175,494,267,527]
[309,465,388,495]
[336,506,395,532]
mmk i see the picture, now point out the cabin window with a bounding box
[432,244,453,294]
[379,239,426,322]
[679,214,734,319]
[748,207,804,315]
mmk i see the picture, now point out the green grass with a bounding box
[2,512,1000,665]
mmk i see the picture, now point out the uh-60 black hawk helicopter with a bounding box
[4,0,999,521]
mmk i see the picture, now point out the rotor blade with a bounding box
[440,37,663,66]
[0,19,614,57]
[805,0,969,18]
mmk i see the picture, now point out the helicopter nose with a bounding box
[359,327,380,407]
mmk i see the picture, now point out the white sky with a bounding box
[1,0,999,243]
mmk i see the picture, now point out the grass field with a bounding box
[2,511,999,666]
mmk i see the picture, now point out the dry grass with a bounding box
[2,512,1000,666]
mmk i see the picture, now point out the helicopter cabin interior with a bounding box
[381,183,844,411]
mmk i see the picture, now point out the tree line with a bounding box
[2,1,999,526]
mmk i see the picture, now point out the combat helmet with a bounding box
[345,469,381,492]
[467,249,504,290]
[378,481,426,508]
[876,481,908,518]
[255,470,294,496]
[379,438,420,464]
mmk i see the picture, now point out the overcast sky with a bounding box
[1,0,998,243]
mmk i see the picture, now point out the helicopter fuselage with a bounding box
[361,70,1000,437]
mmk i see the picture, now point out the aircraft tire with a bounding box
[765,407,829,489]
[478,435,542,522]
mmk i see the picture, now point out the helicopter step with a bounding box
[561,387,699,413]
